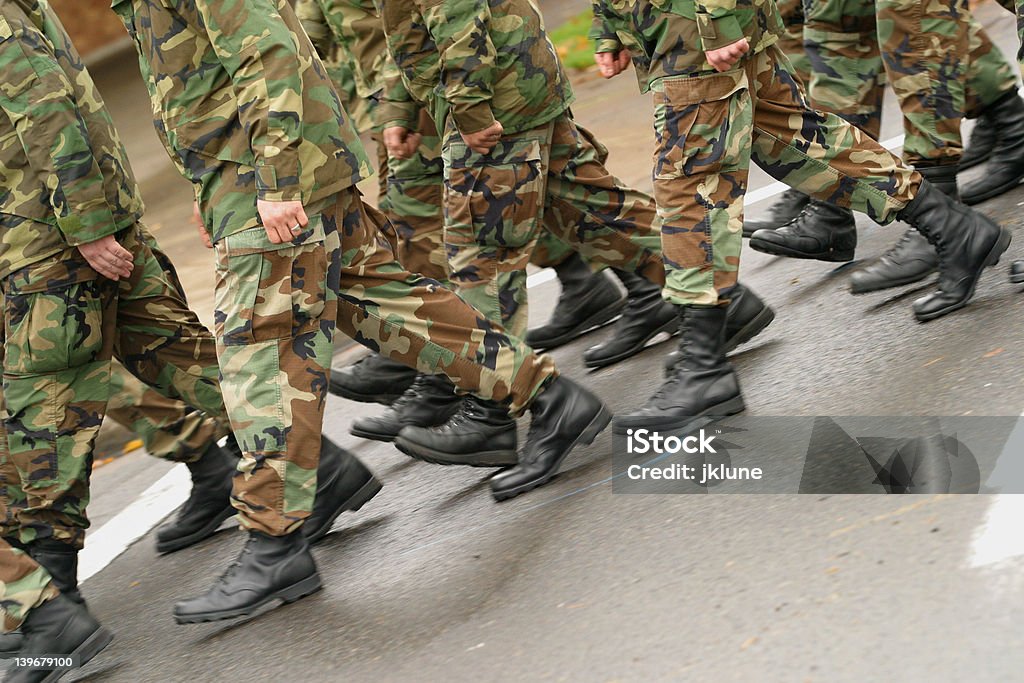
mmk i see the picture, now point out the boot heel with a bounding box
[983,228,1012,268]
[280,573,323,604]
[579,407,613,446]
[344,477,383,513]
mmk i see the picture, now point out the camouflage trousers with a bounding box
[777,0,812,84]
[379,110,582,287]
[0,225,225,550]
[803,0,1017,162]
[213,187,555,535]
[0,361,229,541]
[652,44,917,305]
[0,539,56,630]
[441,114,664,338]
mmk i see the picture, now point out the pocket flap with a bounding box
[657,70,748,106]
[222,215,327,257]
[446,137,543,170]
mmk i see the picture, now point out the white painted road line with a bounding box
[79,131,912,583]
[80,464,190,583]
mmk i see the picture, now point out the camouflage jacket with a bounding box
[590,0,784,90]
[378,0,574,136]
[112,0,372,242]
[298,0,389,102]
[0,0,143,278]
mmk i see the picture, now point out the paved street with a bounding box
[20,2,1024,681]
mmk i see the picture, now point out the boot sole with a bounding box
[961,174,1024,206]
[611,395,746,435]
[914,227,1012,323]
[491,407,613,502]
[1011,271,1024,284]
[304,476,383,545]
[583,317,679,369]
[528,298,626,351]
[174,573,322,624]
[748,238,855,262]
[723,305,775,354]
[393,437,518,467]
[155,504,237,555]
[849,269,936,295]
[37,625,114,683]
[349,425,401,443]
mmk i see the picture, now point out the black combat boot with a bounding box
[173,530,321,624]
[303,437,382,544]
[1012,261,1024,284]
[849,163,958,295]
[741,188,811,237]
[525,254,626,350]
[155,437,239,554]
[898,180,1011,321]
[960,114,997,171]
[349,374,462,442]
[490,377,612,501]
[394,397,518,467]
[661,283,775,374]
[329,353,418,405]
[582,269,678,369]
[27,540,82,605]
[615,306,744,434]
[961,91,1024,204]
[6,595,112,683]
[748,200,857,261]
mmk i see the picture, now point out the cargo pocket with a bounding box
[3,260,105,376]
[443,136,545,252]
[214,218,328,346]
[653,69,751,181]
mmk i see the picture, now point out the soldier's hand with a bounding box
[461,121,504,155]
[705,38,749,72]
[595,49,631,79]
[193,201,213,249]
[383,126,422,160]
[257,199,309,244]
[78,234,134,281]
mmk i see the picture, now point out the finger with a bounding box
[109,243,134,265]
[102,254,132,278]
[294,207,309,229]
[264,224,283,245]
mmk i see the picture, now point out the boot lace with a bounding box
[215,535,256,585]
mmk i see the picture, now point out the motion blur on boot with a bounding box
[328,353,418,406]
[741,188,810,238]
[525,254,625,351]
[394,396,519,467]
[748,200,857,262]
[582,268,677,369]
[349,374,462,443]
[960,90,1024,205]
[303,437,382,545]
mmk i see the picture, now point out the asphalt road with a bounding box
[22,2,1024,682]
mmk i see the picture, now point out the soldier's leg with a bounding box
[960,13,1020,170]
[106,363,229,464]
[0,538,109,673]
[330,112,441,408]
[776,0,812,85]
[749,0,881,257]
[749,44,1009,320]
[523,232,626,352]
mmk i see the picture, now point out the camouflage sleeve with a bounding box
[419,0,497,135]
[589,1,624,54]
[296,0,332,56]
[319,0,387,100]
[694,0,745,51]
[377,50,420,131]
[194,0,306,203]
[0,13,118,245]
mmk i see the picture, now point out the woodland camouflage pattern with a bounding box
[442,116,664,338]
[0,0,143,279]
[111,0,372,243]
[378,0,574,135]
[589,0,784,90]
[214,188,557,532]
[0,544,55,631]
[805,0,1016,163]
[591,0,918,304]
